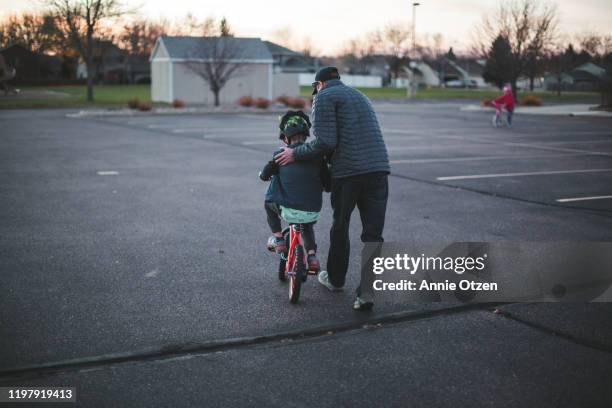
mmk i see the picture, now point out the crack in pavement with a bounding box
[493,308,612,353]
[0,304,504,382]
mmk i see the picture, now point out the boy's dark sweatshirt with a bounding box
[260,142,331,212]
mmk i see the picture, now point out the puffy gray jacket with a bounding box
[293,79,390,178]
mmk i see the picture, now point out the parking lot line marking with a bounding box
[148,124,177,128]
[388,145,471,152]
[437,168,612,181]
[556,195,612,203]
[242,141,282,145]
[391,153,584,164]
[97,171,119,176]
[538,139,612,145]
[170,127,270,134]
[441,135,612,157]
[172,128,206,133]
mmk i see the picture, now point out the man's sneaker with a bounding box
[353,296,374,311]
[307,254,320,273]
[266,236,286,253]
[318,271,342,292]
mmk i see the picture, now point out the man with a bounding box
[274,66,390,311]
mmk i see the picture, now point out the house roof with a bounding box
[263,41,301,57]
[156,36,273,62]
[571,62,606,80]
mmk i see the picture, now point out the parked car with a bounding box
[445,79,478,88]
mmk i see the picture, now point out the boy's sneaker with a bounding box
[318,271,343,292]
[353,296,374,311]
[307,254,320,273]
[267,236,286,253]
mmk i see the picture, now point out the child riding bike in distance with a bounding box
[492,84,515,128]
[259,110,331,273]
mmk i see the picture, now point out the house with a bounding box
[76,40,127,83]
[393,60,440,88]
[150,36,300,104]
[0,44,62,82]
[76,40,150,84]
[436,58,488,88]
[544,62,606,92]
[263,41,318,73]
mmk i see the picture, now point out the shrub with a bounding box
[481,98,493,107]
[172,99,186,108]
[238,95,253,107]
[254,98,270,109]
[287,97,306,109]
[520,95,543,106]
[276,95,291,106]
[137,102,152,111]
[127,98,140,109]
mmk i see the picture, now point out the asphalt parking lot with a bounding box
[102,102,612,212]
[1,103,611,406]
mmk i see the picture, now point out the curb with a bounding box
[66,106,310,118]
[460,104,612,117]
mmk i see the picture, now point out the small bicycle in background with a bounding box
[277,223,318,304]
[491,102,512,128]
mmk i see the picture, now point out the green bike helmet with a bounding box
[279,110,312,140]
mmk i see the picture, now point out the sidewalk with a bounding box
[461,103,612,117]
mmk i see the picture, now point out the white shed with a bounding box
[150,36,299,105]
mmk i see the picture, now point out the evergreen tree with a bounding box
[446,47,456,61]
[483,35,515,90]
[219,17,233,37]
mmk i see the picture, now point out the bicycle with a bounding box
[277,223,318,304]
[492,103,512,128]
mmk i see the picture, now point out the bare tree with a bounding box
[167,14,216,37]
[375,24,412,80]
[474,0,558,95]
[0,12,63,53]
[46,0,126,102]
[299,37,319,58]
[185,37,246,106]
[545,43,577,96]
[577,32,603,57]
[120,18,167,57]
[268,26,294,49]
[340,34,378,75]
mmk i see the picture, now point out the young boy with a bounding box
[259,110,330,272]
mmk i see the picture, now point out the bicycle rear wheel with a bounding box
[289,245,306,304]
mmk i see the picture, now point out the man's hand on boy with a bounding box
[274,147,295,166]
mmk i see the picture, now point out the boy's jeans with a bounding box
[327,172,388,296]
[264,201,317,253]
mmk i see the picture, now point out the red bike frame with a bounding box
[285,224,306,277]
[492,101,505,115]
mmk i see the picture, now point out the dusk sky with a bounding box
[2,0,611,54]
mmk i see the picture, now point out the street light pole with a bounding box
[410,2,420,98]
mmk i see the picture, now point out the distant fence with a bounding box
[299,73,383,88]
